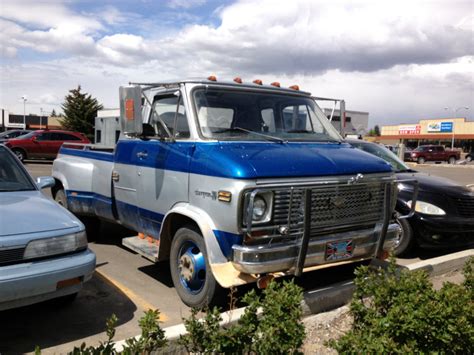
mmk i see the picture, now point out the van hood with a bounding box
[0,191,82,237]
[191,142,393,179]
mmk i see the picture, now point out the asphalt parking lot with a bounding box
[1,160,472,354]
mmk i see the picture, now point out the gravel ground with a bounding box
[302,268,465,354]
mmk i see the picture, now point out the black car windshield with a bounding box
[350,141,410,172]
[0,147,35,191]
[193,88,342,142]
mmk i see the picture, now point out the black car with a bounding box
[0,129,32,143]
[347,139,474,256]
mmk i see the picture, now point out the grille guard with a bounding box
[242,177,419,276]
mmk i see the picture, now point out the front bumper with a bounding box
[0,248,96,310]
[410,214,474,248]
[232,223,400,274]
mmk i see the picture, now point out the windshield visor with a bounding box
[193,88,342,142]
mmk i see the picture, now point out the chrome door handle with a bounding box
[136,151,148,159]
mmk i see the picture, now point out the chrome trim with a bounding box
[232,223,401,274]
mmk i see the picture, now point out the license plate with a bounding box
[325,240,353,261]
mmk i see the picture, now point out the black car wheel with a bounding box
[12,148,26,162]
[466,155,472,162]
[417,157,425,164]
[393,215,414,256]
[448,156,456,164]
[170,226,223,308]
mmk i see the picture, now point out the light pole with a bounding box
[21,95,27,129]
[40,107,43,129]
[444,106,469,149]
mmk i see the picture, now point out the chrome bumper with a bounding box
[232,223,401,274]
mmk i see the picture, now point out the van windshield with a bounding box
[193,88,342,142]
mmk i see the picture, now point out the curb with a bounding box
[113,249,473,351]
[406,162,474,169]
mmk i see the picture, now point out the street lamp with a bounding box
[444,106,469,149]
[21,95,27,129]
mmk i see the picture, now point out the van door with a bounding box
[135,94,192,238]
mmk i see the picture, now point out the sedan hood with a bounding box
[397,171,473,196]
[0,191,82,237]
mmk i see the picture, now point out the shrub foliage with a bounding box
[330,257,474,353]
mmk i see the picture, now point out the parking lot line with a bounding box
[95,269,169,322]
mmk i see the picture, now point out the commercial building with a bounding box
[379,117,473,152]
[0,108,61,131]
[323,109,369,137]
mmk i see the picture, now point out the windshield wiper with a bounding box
[214,127,286,144]
[286,129,313,133]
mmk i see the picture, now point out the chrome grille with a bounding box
[273,182,385,234]
[0,247,25,265]
[453,196,474,218]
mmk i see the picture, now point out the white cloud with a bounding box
[167,0,207,9]
[0,0,472,125]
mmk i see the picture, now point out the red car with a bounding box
[4,130,90,161]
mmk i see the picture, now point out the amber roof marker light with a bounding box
[207,75,217,81]
[270,82,281,87]
[289,85,300,90]
[253,79,263,85]
[233,77,243,83]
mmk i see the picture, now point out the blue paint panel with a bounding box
[60,147,114,162]
[66,190,115,221]
[61,140,392,180]
[213,230,243,258]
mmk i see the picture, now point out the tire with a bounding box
[55,188,68,208]
[448,156,456,164]
[417,156,425,164]
[12,148,26,162]
[170,226,223,308]
[393,215,415,257]
[466,155,472,162]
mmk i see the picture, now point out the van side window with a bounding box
[151,95,190,139]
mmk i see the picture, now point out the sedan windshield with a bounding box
[0,148,35,191]
[193,88,342,142]
[350,141,410,172]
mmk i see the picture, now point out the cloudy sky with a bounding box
[0,0,472,126]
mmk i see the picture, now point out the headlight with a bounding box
[245,191,273,225]
[407,200,446,216]
[253,197,267,221]
[24,230,88,259]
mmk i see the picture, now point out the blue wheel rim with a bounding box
[177,240,206,294]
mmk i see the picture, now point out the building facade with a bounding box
[323,109,369,137]
[379,117,473,152]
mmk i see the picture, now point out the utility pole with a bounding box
[21,95,27,129]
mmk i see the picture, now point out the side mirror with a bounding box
[36,176,55,190]
[119,86,143,136]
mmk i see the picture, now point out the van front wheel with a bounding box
[170,226,222,308]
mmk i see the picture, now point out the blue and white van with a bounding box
[52,78,404,307]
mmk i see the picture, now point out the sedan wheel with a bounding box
[13,149,26,162]
[466,155,472,162]
[448,156,456,164]
[417,157,425,164]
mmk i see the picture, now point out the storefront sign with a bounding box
[399,125,421,135]
[427,121,453,133]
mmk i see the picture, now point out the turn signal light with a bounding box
[289,85,299,90]
[253,79,263,85]
[233,77,242,83]
[57,277,81,289]
[138,232,145,239]
[218,190,232,202]
[270,82,280,87]
[207,75,217,81]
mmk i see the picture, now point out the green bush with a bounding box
[179,280,305,354]
[329,257,474,353]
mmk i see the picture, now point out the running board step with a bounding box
[122,236,159,262]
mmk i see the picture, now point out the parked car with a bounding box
[0,129,32,143]
[466,153,473,162]
[410,145,460,164]
[4,130,90,162]
[0,145,95,310]
[348,139,474,255]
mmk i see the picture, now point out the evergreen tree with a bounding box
[374,125,381,136]
[60,86,103,138]
[51,109,57,117]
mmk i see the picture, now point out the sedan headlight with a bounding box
[24,230,88,259]
[407,200,446,216]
